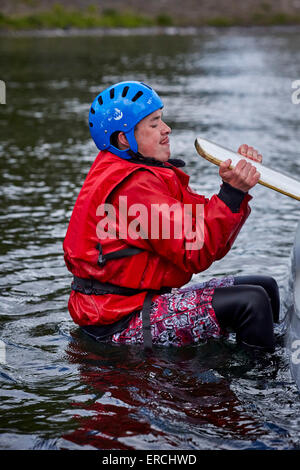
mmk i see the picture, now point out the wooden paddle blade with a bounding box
[195,137,300,201]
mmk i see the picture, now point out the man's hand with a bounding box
[237,144,262,163]
[219,144,262,192]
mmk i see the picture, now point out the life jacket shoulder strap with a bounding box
[96,242,144,267]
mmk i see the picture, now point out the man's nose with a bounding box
[162,121,171,134]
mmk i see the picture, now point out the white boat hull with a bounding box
[285,220,300,391]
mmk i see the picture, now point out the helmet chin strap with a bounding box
[125,128,138,154]
[110,127,185,166]
[109,127,138,160]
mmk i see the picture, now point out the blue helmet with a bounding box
[88,81,163,159]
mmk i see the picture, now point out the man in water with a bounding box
[63,81,279,352]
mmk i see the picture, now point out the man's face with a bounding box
[134,110,171,162]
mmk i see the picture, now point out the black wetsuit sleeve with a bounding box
[217,181,247,213]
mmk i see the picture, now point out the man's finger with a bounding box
[220,159,232,169]
[238,144,248,155]
[235,159,248,171]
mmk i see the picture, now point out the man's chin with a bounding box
[144,149,170,162]
[160,150,171,162]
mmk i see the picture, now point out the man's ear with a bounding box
[118,131,130,149]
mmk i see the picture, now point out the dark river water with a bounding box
[1,26,300,451]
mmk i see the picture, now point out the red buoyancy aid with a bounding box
[63,151,251,326]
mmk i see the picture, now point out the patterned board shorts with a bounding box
[111,276,235,347]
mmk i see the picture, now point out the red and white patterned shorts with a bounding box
[111,276,234,347]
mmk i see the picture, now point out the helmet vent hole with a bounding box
[90,107,95,114]
[98,95,103,105]
[122,86,129,97]
[132,91,143,102]
[89,122,93,127]
[110,88,115,99]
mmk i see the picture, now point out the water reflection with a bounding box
[61,331,286,450]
